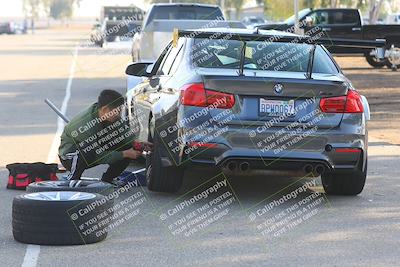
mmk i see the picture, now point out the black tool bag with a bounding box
[6,163,58,190]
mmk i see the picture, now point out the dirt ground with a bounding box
[335,56,400,145]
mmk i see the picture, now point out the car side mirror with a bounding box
[145,63,154,73]
[125,62,154,77]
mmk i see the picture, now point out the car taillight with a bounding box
[188,142,218,148]
[180,83,235,109]
[319,89,363,113]
[335,148,361,153]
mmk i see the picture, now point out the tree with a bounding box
[226,0,245,19]
[23,0,41,18]
[264,0,295,20]
[49,0,80,20]
[389,0,400,12]
[369,0,384,24]
[23,0,80,20]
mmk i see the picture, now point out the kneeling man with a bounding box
[59,89,146,183]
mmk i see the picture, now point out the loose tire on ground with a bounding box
[146,133,184,193]
[26,180,114,196]
[13,191,113,245]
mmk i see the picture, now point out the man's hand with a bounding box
[132,141,153,152]
[122,149,142,159]
[141,141,153,152]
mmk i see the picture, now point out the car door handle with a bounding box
[322,27,331,31]
[352,27,361,31]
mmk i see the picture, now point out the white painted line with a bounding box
[21,245,40,267]
[21,46,78,267]
[46,45,78,163]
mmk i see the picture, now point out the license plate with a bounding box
[259,99,295,117]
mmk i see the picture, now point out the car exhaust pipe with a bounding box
[226,161,238,172]
[239,161,250,172]
[315,164,325,175]
[303,164,313,174]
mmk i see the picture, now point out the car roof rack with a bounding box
[177,29,386,49]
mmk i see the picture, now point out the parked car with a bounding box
[91,19,140,49]
[125,28,384,195]
[386,13,400,24]
[257,8,400,69]
[0,22,16,34]
[91,5,144,48]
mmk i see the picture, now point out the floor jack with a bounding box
[44,99,146,186]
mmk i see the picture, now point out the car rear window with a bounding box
[103,7,144,21]
[147,6,223,25]
[192,38,339,74]
[331,10,359,24]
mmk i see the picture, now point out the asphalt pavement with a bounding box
[0,28,399,267]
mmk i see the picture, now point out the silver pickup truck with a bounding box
[128,3,245,91]
[131,3,245,62]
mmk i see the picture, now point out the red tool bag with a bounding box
[6,163,58,190]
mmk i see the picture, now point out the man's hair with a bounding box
[98,90,124,109]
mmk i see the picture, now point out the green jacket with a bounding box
[59,103,131,166]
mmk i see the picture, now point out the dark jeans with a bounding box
[59,150,130,182]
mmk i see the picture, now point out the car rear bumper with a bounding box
[185,146,363,172]
[179,123,366,173]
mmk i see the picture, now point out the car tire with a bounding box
[146,133,184,193]
[13,191,113,245]
[365,52,385,68]
[26,180,114,196]
[321,159,367,196]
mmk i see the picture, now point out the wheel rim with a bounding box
[23,191,96,201]
[34,180,103,188]
[35,181,63,187]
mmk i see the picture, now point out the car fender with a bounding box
[150,95,178,140]
[126,75,143,116]
[126,76,147,126]
[360,95,371,121]
[127,76,144,95]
